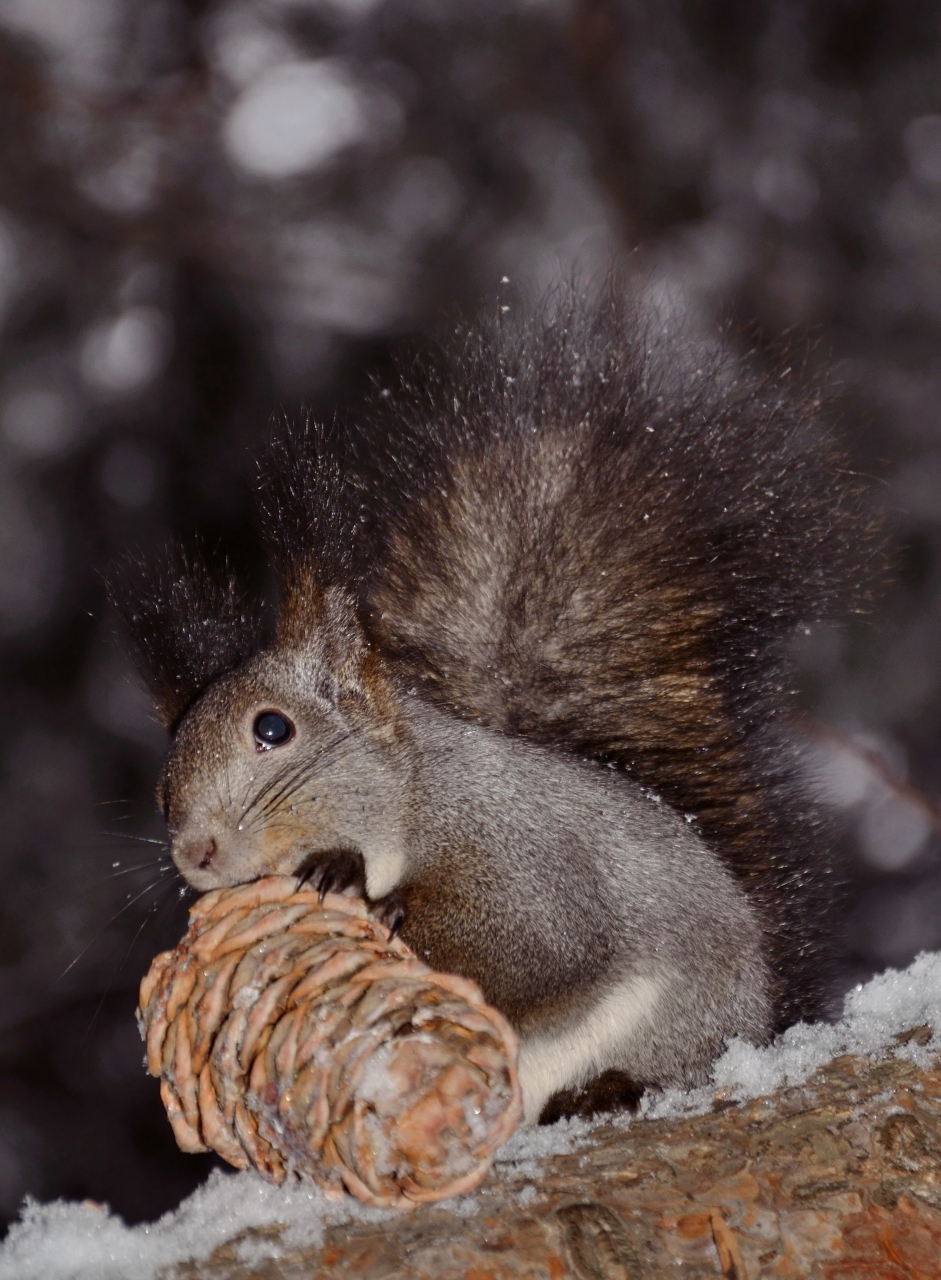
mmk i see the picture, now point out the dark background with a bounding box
[0,0,940,1229]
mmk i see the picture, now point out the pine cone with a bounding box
[137,876,522,1209]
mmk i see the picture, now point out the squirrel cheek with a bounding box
[244,812,315,875]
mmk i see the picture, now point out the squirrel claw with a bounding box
[374,892,407,938]
[295,847,366,902]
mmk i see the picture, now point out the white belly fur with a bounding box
[516,973,661,1124]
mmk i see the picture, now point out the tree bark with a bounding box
[168,1033,941,1280]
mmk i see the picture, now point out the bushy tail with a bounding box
[353,288,876,1027]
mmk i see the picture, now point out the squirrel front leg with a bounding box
[292,846,407,935]
[295,846,366,899]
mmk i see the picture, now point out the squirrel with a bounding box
[109,288,870,1125]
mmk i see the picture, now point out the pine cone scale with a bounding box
[198,1062,249,1167]
[190,952,242,1071]
[190,907,254,961]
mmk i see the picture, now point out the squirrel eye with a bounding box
[253,712,294,749]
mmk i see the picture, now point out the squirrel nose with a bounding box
[176,837,217,872]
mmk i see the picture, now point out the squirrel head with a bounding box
[107,420,410,893]
[162,586,406,893]
[109,542,408,895]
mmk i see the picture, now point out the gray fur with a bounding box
[398,698,771,1120]
[162,589,770,1121]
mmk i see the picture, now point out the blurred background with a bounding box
[0,0,939,1230]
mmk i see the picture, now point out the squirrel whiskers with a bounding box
[109,287,873,1123]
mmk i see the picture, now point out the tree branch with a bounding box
[168,1035,941,1279]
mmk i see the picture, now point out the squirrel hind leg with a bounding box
[538,1070,645,1125]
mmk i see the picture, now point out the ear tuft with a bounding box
[106,544,263,730]
[255,413,374,644]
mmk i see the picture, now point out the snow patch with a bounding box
[492,1111,597,1181]
[1,952,939,1278]
[0,1170,392,1280]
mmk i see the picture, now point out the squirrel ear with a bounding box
[256,416,386,710]
[277,583,370,698]
[106,544,263,731]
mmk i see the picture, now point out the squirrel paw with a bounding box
[295,847,366,902]
[373,891,407,938]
